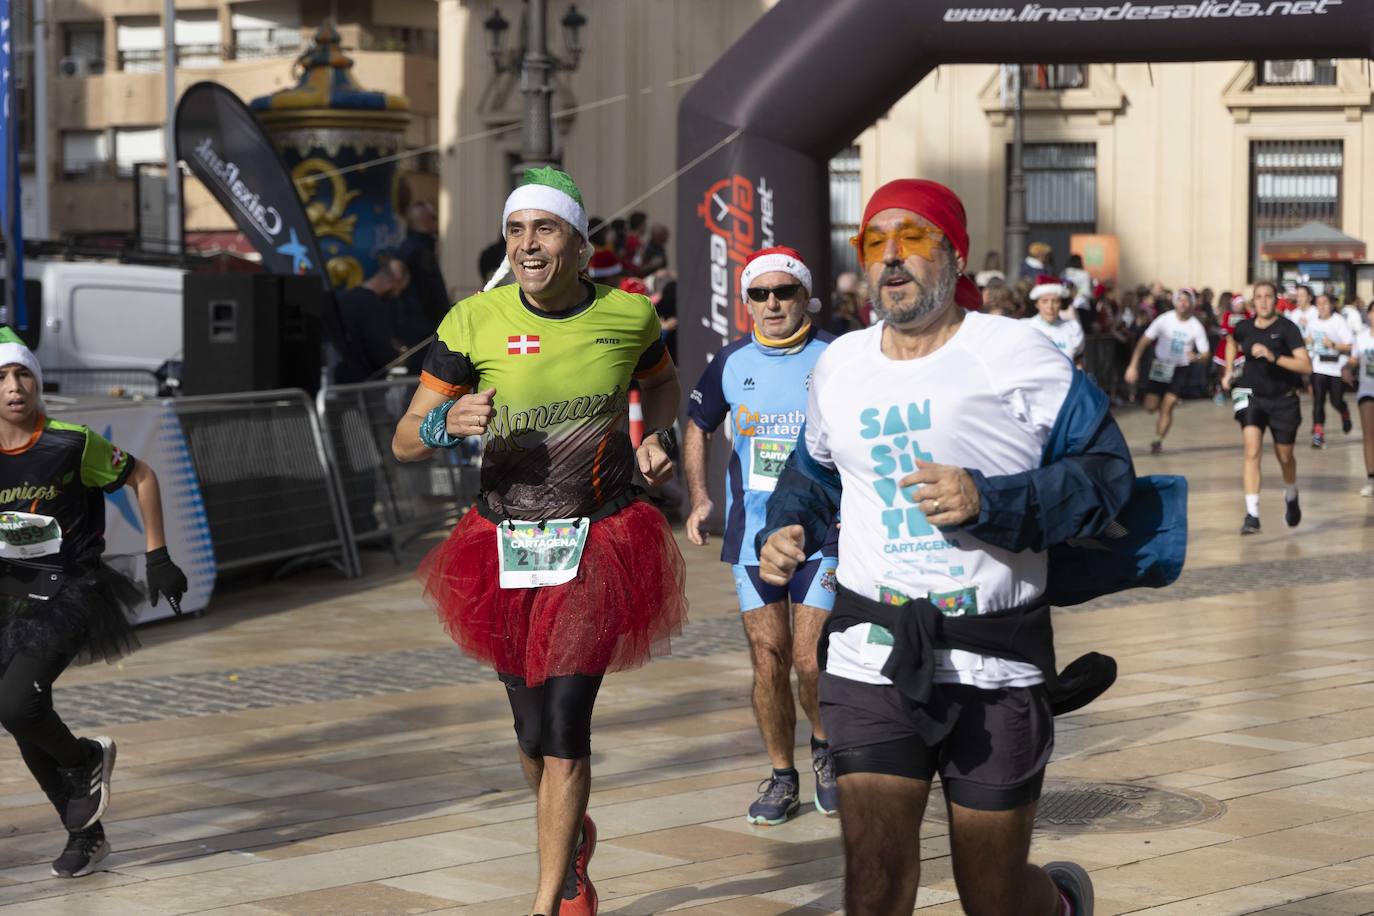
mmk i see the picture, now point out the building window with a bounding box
[60,23,106,76]
[1249,140,1343,281]
[62,130,110,178]
[116,17,162,72]
[360,26,438,57]
[233,27,300,59]
[175,11,222,68]
[231,1,300,60]
[1256,59,1338,87]
[114,127,164,177]
[11,0,32,162]
[1005,143,1096,272]
[829,145,861,278]
[1021,64,1087,90]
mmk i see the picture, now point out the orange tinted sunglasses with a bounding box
[850,223,944,265]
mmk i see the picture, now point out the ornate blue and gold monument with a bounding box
[251,24,410,289]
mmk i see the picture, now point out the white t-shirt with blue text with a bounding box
[1306,314,1353,378]
[804,312,1073,689]
[1144,311,1209,368]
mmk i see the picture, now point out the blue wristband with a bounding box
[420,400,461,449]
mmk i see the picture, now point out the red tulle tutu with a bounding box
[420,499,689,685]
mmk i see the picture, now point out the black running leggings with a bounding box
[0,648,85,818]
[499,673,603,760]
[1312,374,1348,428]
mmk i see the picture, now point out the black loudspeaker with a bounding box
[182,273,324,395]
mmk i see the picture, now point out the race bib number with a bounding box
[497,518,589,589]
[1148,361,1176,383]
[748,437,794,492]
[0,512,62,560]
[1231,386,1252,414]
[1365,353,1374,378]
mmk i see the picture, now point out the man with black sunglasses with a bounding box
[685,246,841,826]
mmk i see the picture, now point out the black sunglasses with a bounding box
[747,283,802,303]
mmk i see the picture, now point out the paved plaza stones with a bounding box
[3,402,1374,913]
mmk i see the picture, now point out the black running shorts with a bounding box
[818,672,1054,811]
[1143,371,1188,399]
[1234,392,1301,445]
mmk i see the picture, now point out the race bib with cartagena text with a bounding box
[497,518,590,589]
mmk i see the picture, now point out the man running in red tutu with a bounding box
[393,167,688,916]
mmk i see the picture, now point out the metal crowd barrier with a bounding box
[171,389,361,578]
[1083,334,1123,398]
[316,377,479,560]
[45,368,164,399]
[44,379,478,590]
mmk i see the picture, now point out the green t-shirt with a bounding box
[0,417,136,566]
[421,280,668,519]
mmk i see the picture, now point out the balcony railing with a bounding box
[232,39,303,60]
[62,159,116,180]
[177,43,221,69]
[118,48,161,73]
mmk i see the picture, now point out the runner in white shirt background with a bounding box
[1304,292,1354,448]
[1344,301,1374,497]
[1293,284,1318,335]
[1124,289,1211,454]
[1022,274,1084,364]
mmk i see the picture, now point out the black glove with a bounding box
[146,546,188,615]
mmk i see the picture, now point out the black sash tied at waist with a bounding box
[819,585,1117,744]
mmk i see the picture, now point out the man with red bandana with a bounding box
[757,179,1138,915]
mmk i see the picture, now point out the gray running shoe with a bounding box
[51,824,108,878]
[1045,860,1094,915]
[746,772,800,825]
[812,746,839,817]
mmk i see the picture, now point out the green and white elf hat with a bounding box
[0,328,44,410]
[486,166,593,291]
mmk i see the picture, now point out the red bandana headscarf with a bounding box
[858,179,982,311]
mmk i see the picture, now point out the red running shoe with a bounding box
[559,814,598,915]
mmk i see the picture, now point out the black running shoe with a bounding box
[1312,433,1325,449]
[1343,411,1354,434]
[1286,495,1302,528]
[1240,514,1261,535]
[50,824,108,878]
[1045,860,1095,915]
[1149,440,1163,455]
[59,736,115,832]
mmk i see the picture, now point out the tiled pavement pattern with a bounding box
[5,404,1374,913]
[58,548,1374,731]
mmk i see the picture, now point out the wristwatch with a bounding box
[645,427,679,463]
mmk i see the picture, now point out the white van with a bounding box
[19,260,185,373]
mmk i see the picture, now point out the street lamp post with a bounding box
[1005,64,1028,279]
[521,0,554,169]
[484,3,586,177]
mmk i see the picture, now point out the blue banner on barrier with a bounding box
[63,403,217,623]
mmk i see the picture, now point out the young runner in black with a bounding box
[0,329,188,878]
[1222,282,1312,535]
